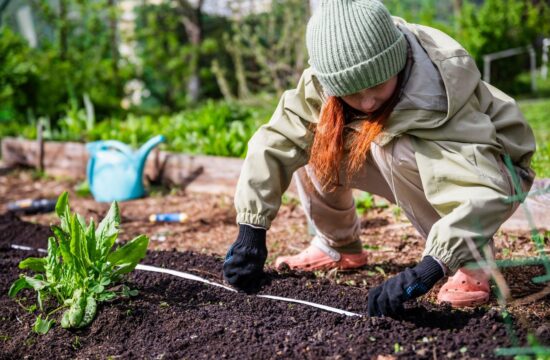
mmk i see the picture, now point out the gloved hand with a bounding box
[367,256,444,317]
[223,224,267,293]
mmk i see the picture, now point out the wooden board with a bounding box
[0,137,546,229]
[0,137,246,195]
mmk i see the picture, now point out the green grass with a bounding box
[519,98,550,178]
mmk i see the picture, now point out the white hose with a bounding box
[10,244,363,317]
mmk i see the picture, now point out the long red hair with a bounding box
[309,87,400,192]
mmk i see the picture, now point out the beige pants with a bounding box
[295,135,480,254]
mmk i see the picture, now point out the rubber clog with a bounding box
[437,267,490,307]
[274,244,369,271]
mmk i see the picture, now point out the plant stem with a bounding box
[47,304,67,317]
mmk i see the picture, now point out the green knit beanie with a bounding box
[306,0,407,97]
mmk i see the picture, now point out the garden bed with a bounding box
[0,169,549,359]
[0,214,548,359]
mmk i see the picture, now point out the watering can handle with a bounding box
[96,140,134,157]
[86,140,133,189]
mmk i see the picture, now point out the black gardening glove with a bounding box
[367,256,444,317]
[223,224,268,293]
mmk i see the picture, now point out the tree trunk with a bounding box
[59,0,68,60]
[452,0,462,18]
[178,0,204,103]
[107,0,119,78]
[211,59,235,101]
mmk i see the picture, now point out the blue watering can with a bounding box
[86,135,165,202]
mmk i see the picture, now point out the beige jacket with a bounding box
[234,18,536,272]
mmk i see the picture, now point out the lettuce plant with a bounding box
[9,192,149,333]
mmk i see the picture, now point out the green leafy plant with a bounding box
[9,192,149,333]
[355,192,375,216]
[355,192,389,216]
[74,180,91,197]
[394,342,402,353]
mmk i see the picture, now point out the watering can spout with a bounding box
[136,135,165,170]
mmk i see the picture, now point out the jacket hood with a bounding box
[308,18,482,146]
[374,18,481,145]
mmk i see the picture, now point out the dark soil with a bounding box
[1,168,549,358]
[1,213,549,359]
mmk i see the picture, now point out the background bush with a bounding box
[0,0,549,169]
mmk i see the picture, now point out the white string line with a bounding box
[9,244,363,317]
[256,294,362,317]
[135,264,237,293]
[11,244,47,253]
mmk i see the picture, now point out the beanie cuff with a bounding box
[316,33,408,97]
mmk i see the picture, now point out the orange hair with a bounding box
[309,89,400,192]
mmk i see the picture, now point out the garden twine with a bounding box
[10,244,363,317]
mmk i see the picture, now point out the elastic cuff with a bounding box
[237,224,266,247]
[415,256,445,287]
[422,247,462,274]
[239,223,266,230]
[236,212,271,229]
[430,256,449,276]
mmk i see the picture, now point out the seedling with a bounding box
[72,336,81,350]
[394,342,402,353]
[355,192,374,215]
[391,205,402,221]
[159,301,170,308]
[356,192,389,216]
[281,193,300,207]
[374,266,387,278]
[9,192,149,334]
[74,181,91,197]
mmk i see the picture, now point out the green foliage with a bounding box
[9,192,149,333]
[0,27,38,123]
[387,0,550,95]
[356,192,389,216]
[85,100,269,157]
[391,206,403,221]
[133,3,230,111]
[385,0,455,34]
[394,342,402,353]
[356,192,375,216]
[0,98,275,158]
[0,1,133,123]
[456,0,550,94]
[74,181,91,197]
[515,72,550,100]
[518,98,550,178]
[212,0,309,100]
[33,316,54,335]
[457,0,549,61]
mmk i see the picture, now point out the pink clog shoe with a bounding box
[437,267,490,307]
[275,242,368,271]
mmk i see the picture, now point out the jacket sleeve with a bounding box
[412,137,516,273]
[234,70,321,229]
